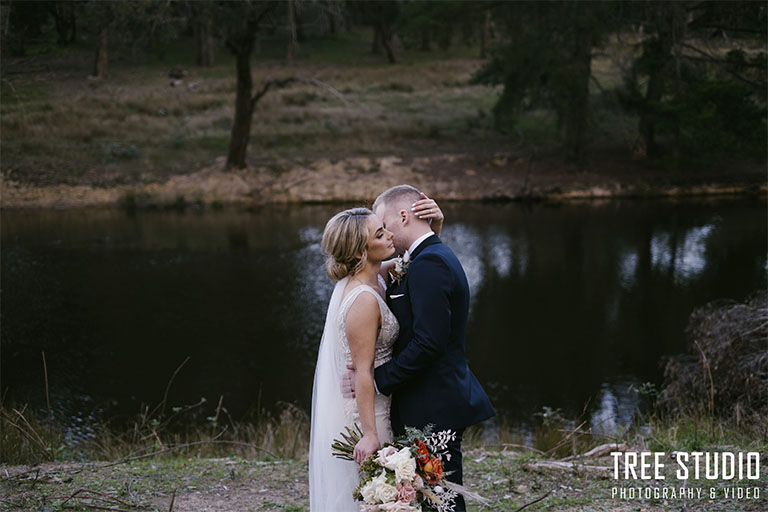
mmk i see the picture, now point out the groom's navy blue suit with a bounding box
[374,234,495,509]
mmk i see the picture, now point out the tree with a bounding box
[285,0,298,60]
[350,0,399,63]
[185,1,216,66]
[81,1,179,79]
[48,1,77,46]
[3,0,51,56]
[473,1,615,165]
[618,1,766,160]
[220,1,277,169]
[396,1,491,55]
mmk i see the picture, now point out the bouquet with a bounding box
[332,424,462,512]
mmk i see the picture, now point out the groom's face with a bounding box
[374,203,409,255]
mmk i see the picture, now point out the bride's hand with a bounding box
[353,432,381,464]
[411,193,444,235]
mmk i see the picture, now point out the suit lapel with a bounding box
[409,234,441,260]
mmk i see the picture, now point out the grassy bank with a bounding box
[2,411,766,512]
[2,29,762,203]
[0,400,768,512]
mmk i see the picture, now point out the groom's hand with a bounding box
[341,364,356,398]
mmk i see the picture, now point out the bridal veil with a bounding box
[309,276,359,511]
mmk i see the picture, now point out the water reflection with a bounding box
[590,379,641,437]
[651,224,715,284]
[1,199,765,442]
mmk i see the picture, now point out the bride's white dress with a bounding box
[309,275,399,511]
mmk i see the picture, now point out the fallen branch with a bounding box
[560,442,628,461]
[101,437,277,468]
[512,489,553,512]
[251,76,348,109]
[61,504,136,512]
[61,488,134,508]
[523,460,612,475]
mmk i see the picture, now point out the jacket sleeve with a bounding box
[374,253,453,396]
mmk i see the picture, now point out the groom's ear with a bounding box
[398,208,409,225]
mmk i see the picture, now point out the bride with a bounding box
[309,196,443,511]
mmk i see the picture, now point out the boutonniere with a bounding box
[389,250,411,285]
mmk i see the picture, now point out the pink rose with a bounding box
[376,446,398,466]
[397,481,417,503]
[412,475,424,490]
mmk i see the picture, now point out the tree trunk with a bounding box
[480,10,490,59]
[69,4,76,43]
[53,2,75,46]
[378,23,395,63]
[328,8,336,35]
[563,30,591,166]
[196,20,215,66]
[93,25,108,79]
[371,24,382,54]
[421,30,431,51]
[226,39,255,169]
[639,66,663,155]
[285,0,297,61]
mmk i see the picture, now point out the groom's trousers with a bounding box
[443,428,466,512]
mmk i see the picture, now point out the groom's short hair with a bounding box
[373,184,422,213]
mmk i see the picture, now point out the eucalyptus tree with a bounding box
[212,0,278,169]
[473,1,617,165]
[618,0,766,159]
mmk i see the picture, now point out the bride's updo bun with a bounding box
[321,207,372,281]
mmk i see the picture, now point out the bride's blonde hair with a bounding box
[321,207,372,281]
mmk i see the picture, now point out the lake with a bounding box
[1,198,765,444]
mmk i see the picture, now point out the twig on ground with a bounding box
[168,488,177,512]
[511,489,553,512]
[100,430,278,467]
[559,442,629,461]
[61,488,134,508]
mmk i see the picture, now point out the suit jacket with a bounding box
[374,234,495,434]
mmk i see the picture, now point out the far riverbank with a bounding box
[2,152,765,209]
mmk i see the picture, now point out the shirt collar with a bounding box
[408,232,434,256]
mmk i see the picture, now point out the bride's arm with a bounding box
[345,292,382,464]
[411,193,444,237]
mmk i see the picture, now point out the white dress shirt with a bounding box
[408,231,434,257]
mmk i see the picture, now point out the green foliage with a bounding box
[472,1,616,163]
[617,1,766,162]
[395,1,487,51]
[660,79,766,158]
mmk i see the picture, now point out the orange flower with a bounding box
[415,441,430,463]
[421,457,443,484]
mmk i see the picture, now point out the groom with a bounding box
[366,184,495,511]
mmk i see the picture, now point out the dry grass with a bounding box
[660,291,768,425]
[1,400,309,466]
[1,40,509,187]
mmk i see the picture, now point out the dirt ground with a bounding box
[2,449,766,511]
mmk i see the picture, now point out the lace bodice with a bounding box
[338,275,399,368]
[337,275,399,444]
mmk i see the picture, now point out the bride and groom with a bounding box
[309,184,495,511]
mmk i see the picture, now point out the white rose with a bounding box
[360,479,378,505]
[379,502,420,512]
[377,446,398,466]
[382,447,417,483]
[372,471,399,503]
[374,482,399,503]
